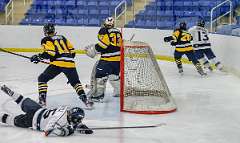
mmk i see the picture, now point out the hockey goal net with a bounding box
[120,41,177,114]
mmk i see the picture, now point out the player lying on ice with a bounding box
[0,84,93,137]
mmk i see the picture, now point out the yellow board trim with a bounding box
[0,48,191,64]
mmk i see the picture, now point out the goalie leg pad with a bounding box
[109,74,120,97]
[90,77,108,101]
[87,60,98,97]
[96,77,108,97]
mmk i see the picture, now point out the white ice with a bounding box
[0,53,240,143]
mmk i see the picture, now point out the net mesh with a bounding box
[121,41,176,114]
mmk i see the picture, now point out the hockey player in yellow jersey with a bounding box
[30,23,93,108]
[164,22,206,76]
[84,17,122,102]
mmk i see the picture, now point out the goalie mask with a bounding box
[43,23,55,36]
[67,107,85,125]
[104,17,114,28]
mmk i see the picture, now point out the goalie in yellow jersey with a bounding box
[29,23,93,109]
[84,17,122,102]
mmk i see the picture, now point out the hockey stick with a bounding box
[0,48,49,64]
[77,123,166,131]
[129,33,135,41]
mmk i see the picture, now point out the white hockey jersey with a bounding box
[32,106,73,136]
[188,26,211,50]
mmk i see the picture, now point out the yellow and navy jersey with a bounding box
[95,27,122,61]
[41,35,76,68]
[171,29,193,52]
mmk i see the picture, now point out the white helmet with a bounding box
[104,17,114,28]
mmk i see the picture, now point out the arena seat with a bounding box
[21,0,132,26]
[129,0,239,29]
[0,0,10,12]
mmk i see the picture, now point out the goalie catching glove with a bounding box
[84,44,98,58]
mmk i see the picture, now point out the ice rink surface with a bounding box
[0,53,240,143]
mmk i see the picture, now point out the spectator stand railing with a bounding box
[211,0,232,32]
[115,0,127,27]
[5,0,13,24]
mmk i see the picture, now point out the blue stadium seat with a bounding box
[135,19,145,28]
[66,18,77,26]
[68,8,78,15]
[100,9,110,17]
[125,20,135,28]
[78,9,88,15]
[0,0,10,12]
[21,0,240,28]
[145,20,156,29]
[65,0,75,7]
[77,0,87,8]
[89,9,99,16]
[216,25,232,35]
[88,18,100,26]
[55,17,66,25]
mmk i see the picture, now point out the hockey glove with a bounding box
[164,36,174,42]
[170,41,177,46]
[30,54,42,64]
[77,124,93,134]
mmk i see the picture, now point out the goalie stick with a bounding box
[0,48,49,64]
[76,123,166,131]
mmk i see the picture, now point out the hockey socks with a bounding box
[175,59,184,75]
[38,82,48,106]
